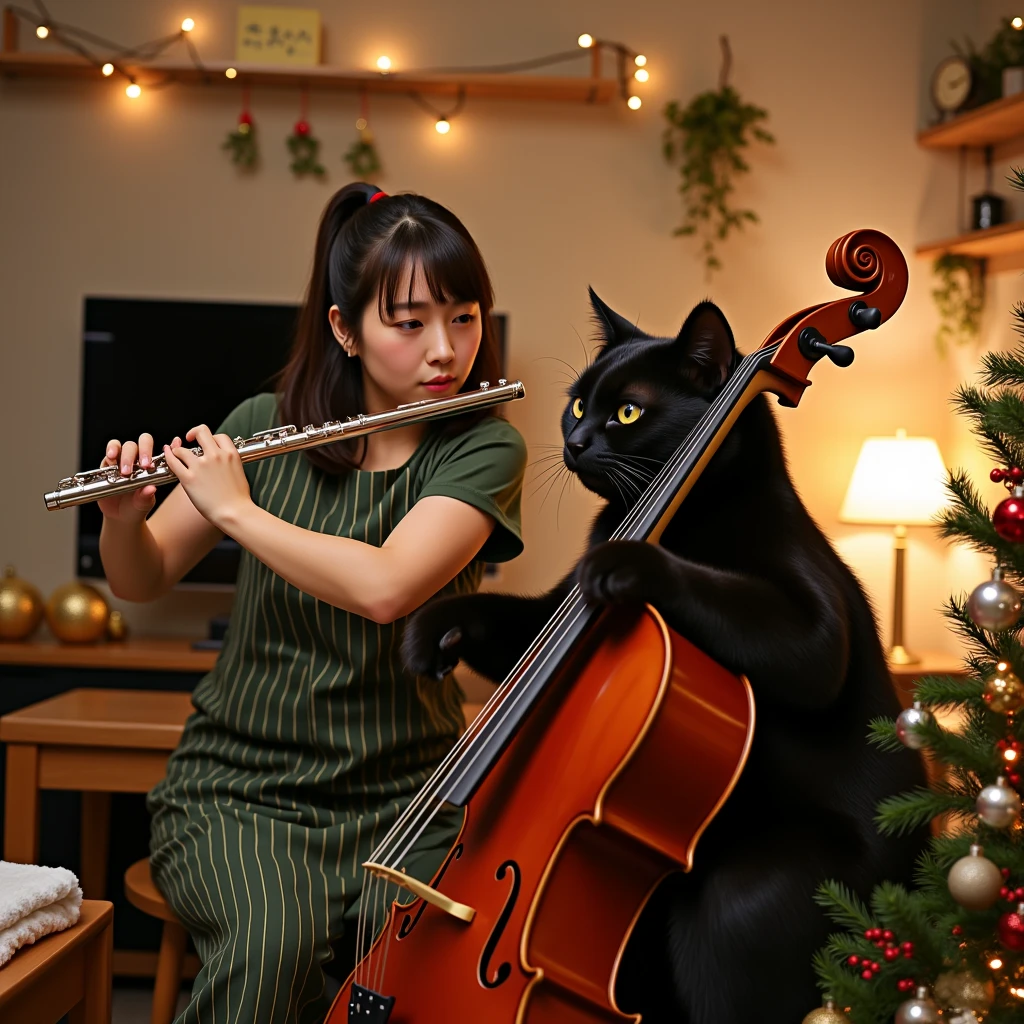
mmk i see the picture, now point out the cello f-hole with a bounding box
[478,859,521,989]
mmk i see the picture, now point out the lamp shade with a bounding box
[840,429,948,526]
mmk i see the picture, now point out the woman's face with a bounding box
[330,262,483,410]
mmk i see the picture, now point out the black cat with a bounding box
[402,291,928,1024]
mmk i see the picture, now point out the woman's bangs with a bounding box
[373,221,491,321]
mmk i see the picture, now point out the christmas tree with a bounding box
[806,171,1024,1024]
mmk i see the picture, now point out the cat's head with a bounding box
[562,289,739,504]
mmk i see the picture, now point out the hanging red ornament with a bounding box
[287,88,325,178]
[994,485,1024,543]
[223,87,259,168]
[998,901,1024,951]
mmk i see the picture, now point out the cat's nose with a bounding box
[566,439,588,458]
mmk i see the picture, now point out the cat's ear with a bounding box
[675,301,736,388]
[589,287,649,348]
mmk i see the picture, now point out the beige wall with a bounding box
[3,0,1021,657]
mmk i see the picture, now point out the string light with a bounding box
[225,67,237,79]
[181,18,195,33]
[126,81,142,99]
[634,68,649,82]
[1006,748,1019,762]
[627,95,642,110]
[634,54,647,66]
[36,24,49,38]
[990,957,1004,970]
[101,62,114,76]
[1014,16,1024,29]
[578,33,594,48]
[435,117,450,134]
[376,55,392,72]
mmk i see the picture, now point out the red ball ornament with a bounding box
[295,120,310,136]
[998,902,1024,951]
[994,489,1024,543]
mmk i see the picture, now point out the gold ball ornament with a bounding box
[933,968,995,1010]
[983,661,1024,714]
[45,582,109,643]
[801,998,850,1024]
[947,844,1004,911]
[0,565,44,640]
[106,609,128,642]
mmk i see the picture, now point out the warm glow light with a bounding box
[36,25,49,38]
[634,54,647,67]
[839,430,948,525]
[181,17,195,32]
[1014,16,1024,29]
[634,68,649,82]
[225,67,237,79]
[1007,749,1019,762]
[578,33,594,48]
[990,957,1004,970]
[627,95,642,110]
[435,117,451,134]
[355,117,367,130]
[376,55,392,72]
[101,62,114,76]
[126,82,142,99]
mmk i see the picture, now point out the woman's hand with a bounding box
[97,432,181,524]
[163,424,252,532]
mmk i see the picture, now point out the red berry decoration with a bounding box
[294,120,310,136]
[848,955,860,966]
[998,902,1024,951]
[1012,467,1024,483]
[884,947,899,961]
[952,924,963,935]
[861,968,873,980]
[882,929,894,941]
[993,468,1007,482]
[994,489,1024,543]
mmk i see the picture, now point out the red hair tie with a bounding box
[369,191,388,203]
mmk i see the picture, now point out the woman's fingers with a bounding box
[138,432,154,468]
[120,441,138,476]
[101,439,121,469]
[132,484,157,511]
[163,444,187,478]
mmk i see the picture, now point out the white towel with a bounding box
[0,861,82,967]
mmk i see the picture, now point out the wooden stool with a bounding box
[125,860,188,1024]
[0,900,113,1024]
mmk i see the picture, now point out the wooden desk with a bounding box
[0,900,113,1024]
[0,637,217,673]
[0,689,194,898]
[888,650,968,709]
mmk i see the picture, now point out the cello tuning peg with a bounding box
[849,300,882,331]
[798,327,855,368]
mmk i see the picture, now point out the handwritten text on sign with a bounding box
[235,6,322,66]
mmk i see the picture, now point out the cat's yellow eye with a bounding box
[571,397,584,419]
[617,402,643,425]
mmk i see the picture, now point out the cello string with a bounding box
[374,348,773,874]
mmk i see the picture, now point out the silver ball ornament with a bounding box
[895,986,939,1024]
[946,1012,982,1024]
[947,844,1003,910]
[895,701,934,750]
[976,776,1022,829]
[967,567,1022,631]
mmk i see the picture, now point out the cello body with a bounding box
[331,606,753,1023]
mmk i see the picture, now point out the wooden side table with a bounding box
[888,650,967,709]
[0,900,113,1024]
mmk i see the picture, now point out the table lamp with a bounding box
[840,429,948,665]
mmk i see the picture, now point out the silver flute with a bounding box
[44,379,525,511]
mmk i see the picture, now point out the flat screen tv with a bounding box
[77,297,507,587]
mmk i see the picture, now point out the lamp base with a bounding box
[888,644,920,666]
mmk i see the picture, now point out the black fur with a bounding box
[402,292,927,1023]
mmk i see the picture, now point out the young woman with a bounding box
[98,182,526,1024]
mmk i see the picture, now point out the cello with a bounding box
[328,229,909,1024]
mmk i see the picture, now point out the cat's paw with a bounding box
[402,597,476,681]
[578,541,670,607]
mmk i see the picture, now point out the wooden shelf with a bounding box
[915,220,1024,258]
[0,636,217,672]
[0,51,619,104]
[918,92,1024,149]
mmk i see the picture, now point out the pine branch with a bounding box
[875,788,975,836]
[868,717,904,752]
[814,880,873,932]
[979,347,1024,389]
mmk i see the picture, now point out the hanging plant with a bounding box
[932,253,985,353]
[286,90,325,178]
[662,36,774,276]
[223,88,258,169]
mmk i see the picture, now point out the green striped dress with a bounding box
[147,392,526,1024]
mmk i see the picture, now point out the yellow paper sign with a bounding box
[236,6,322,66]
